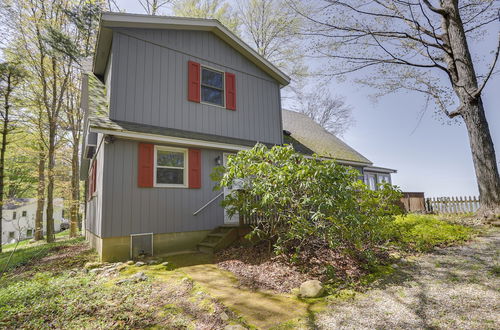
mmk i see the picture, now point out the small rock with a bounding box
[299,280,324,298]
[220,311,230,321]
[84,262,102,270]
[148,259,159,265]
[135,261,146,267]
[224,325,246,330]
[116,264,128,271]
[161,261,170,266]
[131,272,148,282]
[391,263,399,269]
[126,260,134,265]
[89,268,102,275]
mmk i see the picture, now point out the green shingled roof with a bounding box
[87,73,109,118]
[282,109,372,165]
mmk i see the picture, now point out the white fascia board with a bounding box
[90,127,251,152]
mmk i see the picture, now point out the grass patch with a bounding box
[392,214,474,252]
[1,229,74,252]
[0,236,84,273]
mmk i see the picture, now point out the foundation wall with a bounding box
[86,229,210,262]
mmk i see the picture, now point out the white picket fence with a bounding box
[425,196,480,214]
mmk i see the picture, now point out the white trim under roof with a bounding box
[90,126,251,151]
[363,165,397,174]
[94,12,290,86]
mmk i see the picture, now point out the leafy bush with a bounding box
[392,214,474,251]
[212,144,403,259]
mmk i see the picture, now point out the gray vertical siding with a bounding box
[109,28,283,146]
[85,135,105,237]
[101,138,225,238]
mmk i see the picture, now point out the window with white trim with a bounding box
[378,174,390,185]
[201,67,224,107]
[154,146,188,187]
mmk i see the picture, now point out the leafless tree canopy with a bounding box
[291,0,499,118]
[290,0,500,213]
[294,88,353,137]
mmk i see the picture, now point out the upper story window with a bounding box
[201,67,224,107]
[188,61,236,110]
[12,211,16,220]
[22,211,27,217]
[154,146,188,187]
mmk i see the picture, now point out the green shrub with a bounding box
[212,144,403,259]
[391,214,473,251]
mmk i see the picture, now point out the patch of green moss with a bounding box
[359,264,395,286]
[393,214,474,252]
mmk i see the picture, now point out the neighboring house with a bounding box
[81,13,395,261]
[1,198,64,244]
[282,110,396,189]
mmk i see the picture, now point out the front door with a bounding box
[223,153,239,224]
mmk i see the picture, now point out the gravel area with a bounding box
[317,229,500,330]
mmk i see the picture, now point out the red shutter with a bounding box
[138,143,154,187]
[188,61,201,103]
[225,72,236,110]
[188,149,201,189]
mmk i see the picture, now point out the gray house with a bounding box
[81,13,395,261]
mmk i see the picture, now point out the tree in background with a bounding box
[6,0,77,242]
[294,87,353,137]
[236,0,307,81]
[172,0,240,32]
[291,0,500,216]
[0,62,25,252]
[61,1,104,236]
[138,0,171,15]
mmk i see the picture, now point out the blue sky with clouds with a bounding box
[115,0,499,197]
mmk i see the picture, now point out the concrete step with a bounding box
[197,226,240,254]
[207,233,226,238]
[198,242,218,248]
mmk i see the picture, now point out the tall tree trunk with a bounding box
[34,146,45,241]
[0,73,12,253]
[45,124,56,243]
[69,143,79,237]
[442,0,500,216]
[462,100,500,215]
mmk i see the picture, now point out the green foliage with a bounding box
[212,144,403,258]
[391,214,474,252]
[173,0,240,33]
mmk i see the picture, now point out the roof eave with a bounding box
[93,12,291,86]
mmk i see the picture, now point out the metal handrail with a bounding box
[193,192,224,216]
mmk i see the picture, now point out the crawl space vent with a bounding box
[130,233,153,258]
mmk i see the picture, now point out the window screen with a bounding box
[155,147,186,186]
[201,67,224,106]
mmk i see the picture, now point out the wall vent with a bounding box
[130,233,153,259]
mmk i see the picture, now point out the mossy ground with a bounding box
[0,214,483,329]
[392,214,475,251]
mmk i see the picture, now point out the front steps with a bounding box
[197,225,239,254]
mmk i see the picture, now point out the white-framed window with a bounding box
[8,231,15,239]
[22,211,27,217]
[26,229,33,237]
[378,174,390,185]
[154,146,188,188]
[201,66,225,107]
[12,211,16,220]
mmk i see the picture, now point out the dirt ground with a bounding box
[316,228,500,330]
